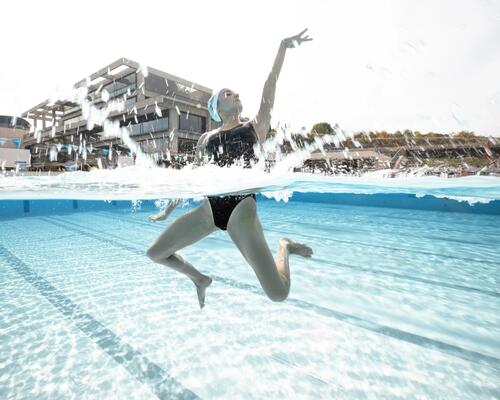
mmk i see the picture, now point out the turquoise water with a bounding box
[1,194,499,399]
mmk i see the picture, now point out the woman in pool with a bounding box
[147,29,313,308]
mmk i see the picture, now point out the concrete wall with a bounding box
[0,127,28,149]
[0,148,31,168]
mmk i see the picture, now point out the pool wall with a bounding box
[289,193,500,215]
[1,193,499,220]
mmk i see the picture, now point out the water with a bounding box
[2,167,500,204]
[1,170,500,399]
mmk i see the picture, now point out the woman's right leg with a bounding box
[146,198,218,307]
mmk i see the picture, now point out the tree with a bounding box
[454,131,476,142]
[310,122,334,135]
[308,122,336,143]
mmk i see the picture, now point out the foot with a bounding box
[193,276,212,309]
[281,237,313,258]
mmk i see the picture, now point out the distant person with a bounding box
[147,29,314,308]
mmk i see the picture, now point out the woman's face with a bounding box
[218,88,243,117]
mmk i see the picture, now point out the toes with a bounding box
[197,291,206,309]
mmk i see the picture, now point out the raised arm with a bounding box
[194,131,209,167]
[251,28,313,144]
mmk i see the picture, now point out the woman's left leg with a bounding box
[146,198,218,308]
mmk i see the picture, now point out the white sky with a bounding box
[1,0,499,136]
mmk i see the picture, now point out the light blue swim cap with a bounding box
[207,90,222,122]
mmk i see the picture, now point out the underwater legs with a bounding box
[146,198,217,308]
[226,197,312,302]
[152,253,213,309]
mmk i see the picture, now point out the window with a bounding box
[0,138,7,146]
[122,112,169,136]
[15,161,27,170]
[179,112,206,133]
[87,73,137,104]
[142,118,169,134]
[104,73,137,99]
[0,116,29,130]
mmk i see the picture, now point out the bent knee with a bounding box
[146,246,172,262]
[267,288,289,302]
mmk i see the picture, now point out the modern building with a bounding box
[21,58,220,170]
[0,115,31,170]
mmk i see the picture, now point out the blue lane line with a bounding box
[32,217,340,385]
[311,257,500,299]
[41,215,500,372]
[0,244,201,400]
[262,226,500,266]
[295,220,498,248]
[361,211,500,232]
[211,275,500,373]
[93,211,500,299]
[259,207,500,239]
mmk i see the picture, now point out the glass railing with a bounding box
[63,115,85,128]
[127,117,169,135]
[88,84,136,103]
[124,97,137,109]
[61,109,167,136]
[63,106,81,116]
[108,84,136,99]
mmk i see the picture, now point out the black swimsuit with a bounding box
[205,122,259,230]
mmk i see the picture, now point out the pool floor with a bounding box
[1,200,499,399]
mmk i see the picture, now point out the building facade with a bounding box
[0,115,31,169]
[22,58,220,170]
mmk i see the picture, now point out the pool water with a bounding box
[1,195,499,399]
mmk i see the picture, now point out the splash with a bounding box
[1,164,500,205]
[5,81,499,206]
[41,79,156,169]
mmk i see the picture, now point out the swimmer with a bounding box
[147,29,313,308]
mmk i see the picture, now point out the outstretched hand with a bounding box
[148,199,182,222]
[281,28,313,49]
[148,212,166,222]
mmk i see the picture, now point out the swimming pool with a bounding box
[1,192,499,399]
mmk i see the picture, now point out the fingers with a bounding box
[297,28,308,37]
[149,213,165,221]
[289,28,313,46]
[166,199,179,210]
[170,198,182,206]
[293,28,309,39]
